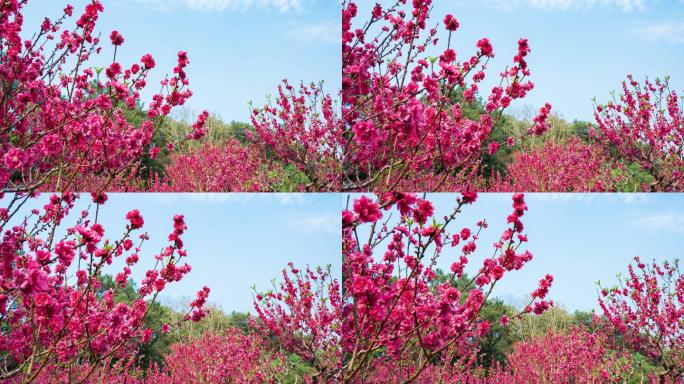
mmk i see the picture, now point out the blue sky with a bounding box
[21,0,339,122]
[6,192,684,315]
[358,0,684,121]
[20,1,683,124]
[347,193,684,313]
[6,193,340,314]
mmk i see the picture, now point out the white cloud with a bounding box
[274,193,307,205]
[291,22,339,44]
[289,212,338,235]
[487,0,646,11]
[183,0,303,12]
[631,211,684,233]
[528,193,659,205]
[185,193,307,206]
[120,0,176,11]
[635,22,684,43]
[618,193,650,204]
[125,0,305,12]
[187,193,256,203]
[526,193,597,203]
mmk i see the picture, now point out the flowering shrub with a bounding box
[341,1,552,191]
[10,328,284,384]
[0,0,206,193]
[254,263,342,382]
[497,327,633,383]
[144,328,288,384]
[341,193,553,382]
[591,76,684,191]
[0,193,209,383]
[150,140,279,192]
[599,257,684,382]
[494,137,619,192]
[355,354,486,384]
[250,81,343,191]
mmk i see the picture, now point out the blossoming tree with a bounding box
[250,81,343,191]
[340,0,552,191]
[150,140,279,192]
[144,328,288,383]
[497,327,633,383]
[591,76,684,191]
[0,0,207,193]
[0,193,209,383]
[341,192,553,382]
[494,137,618,192]
[599,257,684,383]
[254,263,342,382]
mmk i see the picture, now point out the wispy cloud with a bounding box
[187,193,256,204]
[289,212,338,235]
[618,193,650,204]
[183,193,309,206]
[631,211,684,234]
[635,21,684,43]
[184,0,303,12]
[527,193,657,205]
[487,0,646,11]
[290,22,339,44]
[120,0,176,11]
[274,193,307,205]
[125,0,306,12]
[527,193,598,203]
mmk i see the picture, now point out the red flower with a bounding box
[91,192,108,204]
[443,14,459,31]
[125,209,145,229]
[413,199,434,225]
[342,210,355,227]
[141,53,156,69]
[353,196,382,223]
[476,38,494,57]
[109,30,124,46]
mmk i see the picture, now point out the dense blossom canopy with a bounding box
[341,193,553,382]
[0,0,206,193]
[341,0,552,191]
[591,76,684,191]
[599,258,684,382]
[0,193,209,383]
